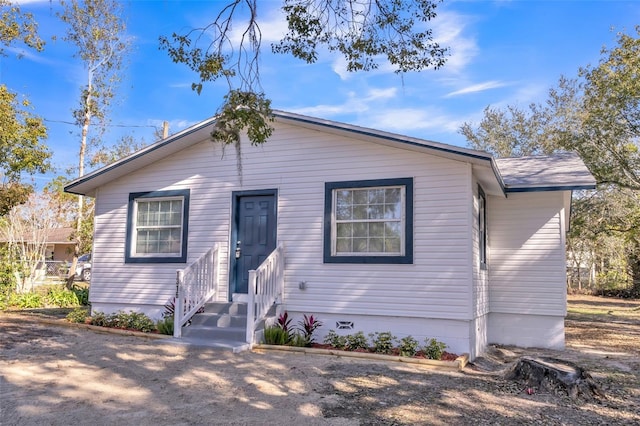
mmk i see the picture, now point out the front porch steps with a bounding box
[169,302,251,353]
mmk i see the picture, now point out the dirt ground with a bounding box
[1,295,639,425]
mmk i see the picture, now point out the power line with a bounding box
[43,118,158,129]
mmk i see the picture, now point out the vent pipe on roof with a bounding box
[162,121,169,139]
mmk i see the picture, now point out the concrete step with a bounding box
[181,324,246,341]
[161,337,250,353]
[189,312,247,328]
[203,302,247,316]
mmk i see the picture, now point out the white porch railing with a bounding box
[246,243,285,346]
[174,244,220,338]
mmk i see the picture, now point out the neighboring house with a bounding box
[64,111,595,359]
[43,227,76,262]
[0,227,75,262]
[0,227,75,283]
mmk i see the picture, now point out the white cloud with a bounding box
[429,10,479,75]
[225,6,288,46]
[289,87,397,116]
[445,80,509,97]
[329,9,479,81]
[360,107,464,134]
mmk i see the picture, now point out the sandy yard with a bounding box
[1,295,639,425]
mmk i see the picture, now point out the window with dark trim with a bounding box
[324,178,413,264]
[125,189,190,263]
[478,185,487,270]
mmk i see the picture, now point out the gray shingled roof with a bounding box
[496,152,596,192]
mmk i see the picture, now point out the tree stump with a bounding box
[505,357,606,401]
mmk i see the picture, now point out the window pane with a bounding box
[385,188,401,204]
[353,189,368,204]
[134,198,183,255]
[352,238,368,252]
[385,222,401,238]
[336,238,352,253]
[385,238,401,253]
[331,184,407,257]
[368,204,384,219]
[369,238,384,252]
[369,222,384,237]
[337,223,352,238]
[353,222,367,238]
[353,205,367,220]
[368,188,385,204]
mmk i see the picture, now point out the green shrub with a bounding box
[288,332,308,347]
[89,310,155,333]
[9,291,43,309]
[324,329,347,349]
[66,307,89,323]
[345,331,369,351]
[370,331,397,354]
[90,311,108,326]
[423,338,447,360]
[156,317,174,335]
[72,285,89,306]
[264,325,288,345]
[399,335,419,357]
[46,286,80,307]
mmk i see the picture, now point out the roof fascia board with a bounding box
[274,111,494,162]
[505,184,597,193]
[64,118,216,194]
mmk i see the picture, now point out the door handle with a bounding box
[235,241,241,259]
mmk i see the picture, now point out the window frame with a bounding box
[324,178,413,264]
[125,189,190,263]
[478,185,487,270]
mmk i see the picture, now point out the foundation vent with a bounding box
[336,321,354,330]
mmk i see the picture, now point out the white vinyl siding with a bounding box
[90,121,474,320]
[488,191,567,316]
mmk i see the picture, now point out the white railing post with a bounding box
[174,269,184,338]
[244,243,286,347]
[246,269,257,345]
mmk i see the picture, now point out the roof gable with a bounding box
[64,110,595,196]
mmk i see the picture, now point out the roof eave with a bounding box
[505,183,597,193]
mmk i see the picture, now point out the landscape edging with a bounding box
[35,317,171,340]
[253,344,468,370]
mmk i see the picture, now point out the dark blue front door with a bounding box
[231,192,277,295]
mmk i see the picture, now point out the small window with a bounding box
[478,185,487,270]
[125,189,190,263]
[324,178,413,264]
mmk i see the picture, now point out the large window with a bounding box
[125,189,190,263]
[478,185,487,270]
[324,178,413,264]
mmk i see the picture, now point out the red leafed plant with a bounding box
[299,314,323,346]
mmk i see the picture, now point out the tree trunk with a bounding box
[505,357,606,401]
[628,251,640,297]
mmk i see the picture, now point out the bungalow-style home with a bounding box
[43,227,76,262]
[64,111,595,359]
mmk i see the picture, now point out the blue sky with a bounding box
[4,0,640,185]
